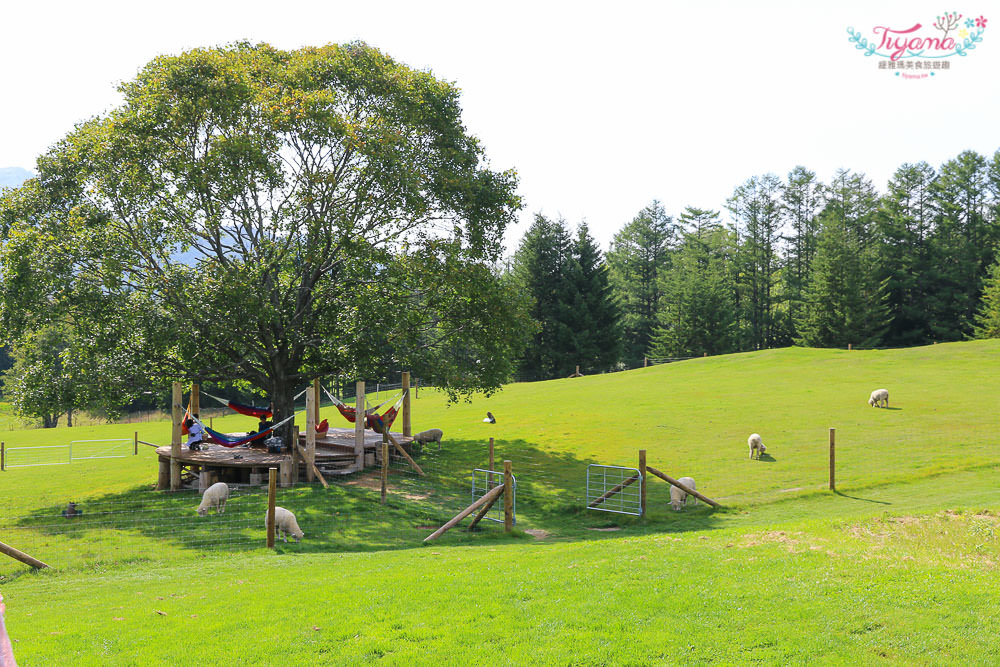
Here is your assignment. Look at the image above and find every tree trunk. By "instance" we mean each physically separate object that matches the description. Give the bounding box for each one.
[270,373,296,447]
[43,414,58,428]
[67,408,73,427]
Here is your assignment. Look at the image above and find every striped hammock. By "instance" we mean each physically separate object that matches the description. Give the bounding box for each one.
[323,386,406,432]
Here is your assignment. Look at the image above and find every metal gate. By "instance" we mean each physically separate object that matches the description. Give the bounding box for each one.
[586,464,643,516]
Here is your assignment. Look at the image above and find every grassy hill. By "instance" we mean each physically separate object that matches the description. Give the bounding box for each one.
[1,342,999,664]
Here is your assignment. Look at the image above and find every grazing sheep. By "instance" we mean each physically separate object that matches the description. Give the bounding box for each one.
[670,477,697,511]
[748,433,766,460]
[196,482,229,516]
[413,428,443,450]
[267,506,304,543]
[868,388,889,408]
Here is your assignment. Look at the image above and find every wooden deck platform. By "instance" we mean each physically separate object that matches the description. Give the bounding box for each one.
[156,427,415,488]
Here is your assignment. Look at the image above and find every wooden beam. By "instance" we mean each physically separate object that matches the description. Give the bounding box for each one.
[354,381,365,470]
[312,378,321,425]
[424,484,505,542]
[380,431,388,504]
[829,427,836,491]
[170,382,183,491]
[306,382,317,482]
[191,382,200,419]
[468,486,504,531]
[587,474,639,507]
[645,465,721,508]
[293,448,329,489]
[266,468,276,548]
[137,440,160,448]
[1,441,5,471]
[386,432,425,476]
[639,449,647,517]
[0,539,50,569]
[401,371,411,437]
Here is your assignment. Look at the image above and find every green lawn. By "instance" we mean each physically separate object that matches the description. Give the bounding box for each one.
[2,341,999,664]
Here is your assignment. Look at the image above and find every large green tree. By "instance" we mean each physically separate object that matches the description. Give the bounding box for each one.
[0,42,524,424]
[607,201,675,366]
[510,214,575,380]
[972,251,1000,339]
[565,223,621,373]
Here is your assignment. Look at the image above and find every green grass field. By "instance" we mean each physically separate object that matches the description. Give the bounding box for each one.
[2,342,999,664]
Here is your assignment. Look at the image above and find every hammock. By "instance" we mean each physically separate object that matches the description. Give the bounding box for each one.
[201,391,273,419]
[197,413,296,448]
[323,386,405,432]
[316,418,329,434]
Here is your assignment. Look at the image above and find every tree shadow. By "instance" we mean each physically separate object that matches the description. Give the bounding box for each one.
[13,436,730,558]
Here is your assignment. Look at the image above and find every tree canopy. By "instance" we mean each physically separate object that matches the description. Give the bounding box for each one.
[0,42,525,421]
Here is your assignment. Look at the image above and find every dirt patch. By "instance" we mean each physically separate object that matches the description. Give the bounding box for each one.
[587,526,621,532]
[525,529,550,540]
[779,487,803,493]
[341,474,431,500]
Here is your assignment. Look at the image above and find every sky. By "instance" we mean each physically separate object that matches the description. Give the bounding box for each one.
[1,0,998,252]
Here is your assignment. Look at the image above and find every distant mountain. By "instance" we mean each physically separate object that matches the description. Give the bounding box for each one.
[0,167,34,190]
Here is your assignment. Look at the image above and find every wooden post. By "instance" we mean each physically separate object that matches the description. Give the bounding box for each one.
[829,427,836,491]
[312,378,321,425]
[468,486,505,531]
[848,343,853,351]
[210,417,214,430]
[644,356,648,368]
[1,441,5,471]
[267,467,277,548]
[504,460,513,533]
[0,540,50,569]
[355,381,365,470]
[401,371,411,437]
[645,466,721,507]
[386,432,425,476]
[157,457,170,490]
[415,378,419,399]
[380,431,389,504]
[639,449,647,517]
[306,381,317,482]
[170,381,183,491]
[191,382,200,419]
[279,458,294,487]
[134,431,138,456]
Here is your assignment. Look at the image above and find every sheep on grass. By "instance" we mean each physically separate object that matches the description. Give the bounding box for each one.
[267,506,304,543]
[869,388,889,408]
[748,433,766,460]
[196,482,229,516]
[670,477,697,511]
[413,428,443,450]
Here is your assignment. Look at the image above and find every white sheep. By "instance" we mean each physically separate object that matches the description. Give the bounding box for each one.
[670,476,697,511]
[196,482,229,516]
[748,433,766,460]
[413,428,443,450]
[868,388,889,408]
[267,506,304,543]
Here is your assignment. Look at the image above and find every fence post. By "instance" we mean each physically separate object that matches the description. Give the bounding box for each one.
[643,356,648,368]
[306,381,317,482]
[504,460,513,533]
[267,467,277,548]
[170,381,183,491]
[134,431,138,456]
[829,427,836,491]
[1,442,4,471]
[380,431,389,504]
[402,371,411,437]
[639,449,647,516]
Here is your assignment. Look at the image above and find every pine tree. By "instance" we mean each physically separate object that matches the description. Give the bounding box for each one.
[728,174,783,349]
[796,214,889,348]
[511,214,576,380]
[650,224,737,357]
[972,251,1000,339]
[565,223,622,373]
[781,166,823,340]
[876,162,936,346]
[607,201,675,366]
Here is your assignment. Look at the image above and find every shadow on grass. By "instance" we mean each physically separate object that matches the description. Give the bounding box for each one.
[14,437,725,556]
[834,490,892,505]
[755,453,777,463]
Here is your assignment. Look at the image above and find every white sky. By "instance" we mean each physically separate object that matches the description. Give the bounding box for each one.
[1,0,997,252]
